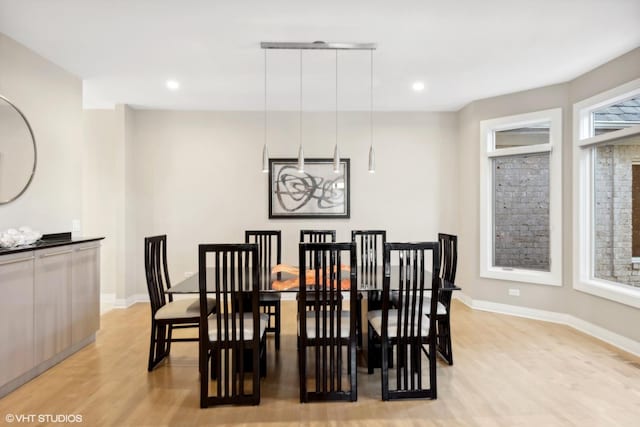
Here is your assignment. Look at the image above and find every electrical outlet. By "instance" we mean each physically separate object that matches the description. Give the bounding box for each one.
[184,272,193,278]
[508,288,520,297]
[71,219,81,238]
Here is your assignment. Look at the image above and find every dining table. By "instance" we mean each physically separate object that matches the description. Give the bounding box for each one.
[168,264,460,368]
[167,265,460,299]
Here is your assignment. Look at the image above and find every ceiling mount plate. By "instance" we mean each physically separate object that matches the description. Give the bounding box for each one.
[260,41,376,50]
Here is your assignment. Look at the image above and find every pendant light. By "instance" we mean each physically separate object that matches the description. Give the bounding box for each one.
[297,49,305,173]
[260,42,377,173]
[368,49,376,174]
[262,49,269,173]
[333,50,340,173]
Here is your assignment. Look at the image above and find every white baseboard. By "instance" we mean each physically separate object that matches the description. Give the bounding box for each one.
[101,292,245,311]
[101,293,149,311]
[453,292,640,357]
[116,293,149,308]
[452,290,473,308]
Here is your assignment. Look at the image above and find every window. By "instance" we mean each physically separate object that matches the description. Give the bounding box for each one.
[493,152,550,271]
[573,78,640,308]
[593,96,640,136]
[480,108,562,286]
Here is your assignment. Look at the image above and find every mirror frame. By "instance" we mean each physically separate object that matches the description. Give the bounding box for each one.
[0,94,37,205]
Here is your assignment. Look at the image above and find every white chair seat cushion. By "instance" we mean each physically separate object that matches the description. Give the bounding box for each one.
[207,313,268,341]
[368,309,430,338]
[299,311,351,339]
[155,298,216,320]
[388,292,447,316]
[422,298,447,315]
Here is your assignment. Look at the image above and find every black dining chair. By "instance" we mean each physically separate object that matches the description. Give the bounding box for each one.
[367,242,440,400]
[299,230,338,311]
[300,230,336,244]
[431,233,458,365]
[198,243,268,407]
[144,235,216,371]
[351,230,386,347]
[298,242,358,402]
[245,230,282,351]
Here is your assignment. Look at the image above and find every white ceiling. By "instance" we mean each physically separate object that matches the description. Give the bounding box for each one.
[0,0,639,111]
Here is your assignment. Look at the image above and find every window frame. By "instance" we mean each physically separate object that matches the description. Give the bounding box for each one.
[573,78,640,308]
[480,108,563,286]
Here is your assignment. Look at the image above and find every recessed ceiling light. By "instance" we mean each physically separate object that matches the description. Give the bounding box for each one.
[412,81,425,92]
[166,80,180,90]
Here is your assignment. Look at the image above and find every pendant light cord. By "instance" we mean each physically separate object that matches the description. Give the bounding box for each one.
[370,49,373,150]
[299,49,303,149]
[336,49,338,148]
[264,49,267,147]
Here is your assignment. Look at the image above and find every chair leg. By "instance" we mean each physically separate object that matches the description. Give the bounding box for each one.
[350,339,357,402]
[148,321,172,371]
[356,295,363,348]
[381,339,390,401]
[260,335,267,378]
[299,341,307,403]
[201,345,211,408]
[155,323,167,363]
[367,323,375,374]
[154,323,163,365]
[445,329,453,365]
[166,324,173,355]
[275,300,281,351]
[429,337,437,399]
[436,316,453,365]
[148,321,158,371]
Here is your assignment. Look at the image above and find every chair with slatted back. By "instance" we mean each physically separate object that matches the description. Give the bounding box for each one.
[432,233,457,365]
[352,230,387,362]
[245,230,282,351]
[198,243,268,407]
[144,235,216,371]
[298,242,358,402]
[300,230,336,244]
[298,230,338,309]
[367,242,440,400]
[351,230,386,347]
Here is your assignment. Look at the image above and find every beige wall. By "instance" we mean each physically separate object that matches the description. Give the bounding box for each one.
[128,110,459,294]
[0,33,83,232]
[457,47,640,343]
[124,104,146,302]
[83,105,139,302]
[82,107,125,298]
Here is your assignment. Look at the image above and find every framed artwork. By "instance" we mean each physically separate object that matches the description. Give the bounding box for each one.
[269,158,350,219]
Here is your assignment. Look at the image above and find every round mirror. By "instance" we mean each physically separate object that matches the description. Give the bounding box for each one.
[0,95,37,204]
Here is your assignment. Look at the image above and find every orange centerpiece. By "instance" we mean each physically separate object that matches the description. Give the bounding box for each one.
[271,264,351,291]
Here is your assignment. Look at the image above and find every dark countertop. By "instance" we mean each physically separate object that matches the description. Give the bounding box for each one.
[0,236,104,256]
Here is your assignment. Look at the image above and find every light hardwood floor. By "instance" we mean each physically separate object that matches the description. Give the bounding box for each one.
[0,300,638,426]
